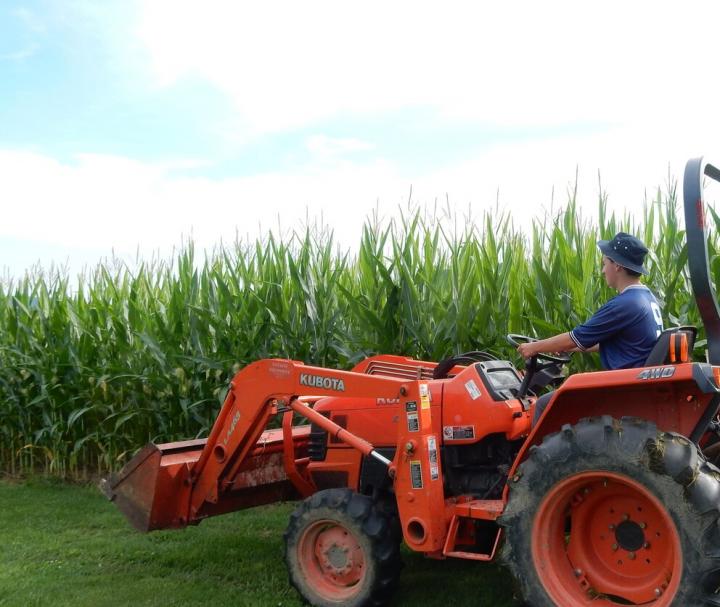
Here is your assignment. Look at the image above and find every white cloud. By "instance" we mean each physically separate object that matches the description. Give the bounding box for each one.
[5,0,720,276]
[134,1,720,135]
[0,149,381,253]
[3,122,714,278]
[306,135,374,159]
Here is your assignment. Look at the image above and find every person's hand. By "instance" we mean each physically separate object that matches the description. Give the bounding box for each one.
[517,342,538,359]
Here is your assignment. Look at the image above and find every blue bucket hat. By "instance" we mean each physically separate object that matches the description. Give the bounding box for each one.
[598,232,649,275]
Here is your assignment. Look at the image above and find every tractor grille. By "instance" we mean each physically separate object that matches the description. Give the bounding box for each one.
[365,361,435,380]
[309,423,329,461]
[309,414,349,461]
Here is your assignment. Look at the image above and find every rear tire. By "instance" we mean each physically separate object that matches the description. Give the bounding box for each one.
[284,488,402,607]
[500,416,720,606]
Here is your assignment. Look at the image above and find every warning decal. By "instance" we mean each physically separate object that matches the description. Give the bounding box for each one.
[419,383,431,409]
[427,436,439,481]
[464,379,481,400]
[410,460,423,489]
[427,436,437,462]
[443,425,476,440]
[407,412,419,432]
[405,401,417,412]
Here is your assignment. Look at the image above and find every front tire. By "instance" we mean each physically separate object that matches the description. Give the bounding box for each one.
[500,416,720,606]
[284,488,402,607]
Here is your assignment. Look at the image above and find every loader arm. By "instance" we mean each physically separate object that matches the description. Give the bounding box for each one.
[103,358,409,531]
[187,359,406,520]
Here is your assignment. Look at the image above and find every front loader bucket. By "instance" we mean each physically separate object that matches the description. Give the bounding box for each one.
[101,427,311,532]
[100,438,204,532]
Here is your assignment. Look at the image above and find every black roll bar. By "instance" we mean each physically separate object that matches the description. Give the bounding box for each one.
[683,157,720,365]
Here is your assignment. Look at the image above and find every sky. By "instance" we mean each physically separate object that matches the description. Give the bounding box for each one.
[2,0,720,279]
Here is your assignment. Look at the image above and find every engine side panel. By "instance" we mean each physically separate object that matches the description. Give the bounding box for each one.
[441,365,531,444]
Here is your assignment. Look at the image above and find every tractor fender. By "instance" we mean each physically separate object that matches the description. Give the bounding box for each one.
[507,361,720,481]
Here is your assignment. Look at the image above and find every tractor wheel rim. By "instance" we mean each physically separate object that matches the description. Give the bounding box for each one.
[298,519,366,600]
[531,471,682,606]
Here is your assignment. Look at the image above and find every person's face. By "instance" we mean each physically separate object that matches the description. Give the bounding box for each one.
[601,255,620,289]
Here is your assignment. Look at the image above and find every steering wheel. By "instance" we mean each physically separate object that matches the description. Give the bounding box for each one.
[506,334,571,399]
[506,334,571,364]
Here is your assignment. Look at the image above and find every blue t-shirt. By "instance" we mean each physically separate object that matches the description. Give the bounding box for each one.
[570,285,663,370]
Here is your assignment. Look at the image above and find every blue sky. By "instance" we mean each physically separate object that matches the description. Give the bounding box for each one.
[2,1,720,279]
[1,3,231,164]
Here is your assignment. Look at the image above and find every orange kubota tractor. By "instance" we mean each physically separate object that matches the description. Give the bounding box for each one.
[102,158,720,606]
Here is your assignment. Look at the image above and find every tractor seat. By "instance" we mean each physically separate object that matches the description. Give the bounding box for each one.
[643,326,697,366]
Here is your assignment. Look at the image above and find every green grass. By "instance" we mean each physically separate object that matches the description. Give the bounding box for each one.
[0,479,519,607]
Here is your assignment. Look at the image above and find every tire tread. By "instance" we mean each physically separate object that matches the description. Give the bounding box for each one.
[500,416,720,606]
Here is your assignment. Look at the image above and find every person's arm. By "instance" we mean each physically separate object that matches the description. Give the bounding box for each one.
[568,343,600,353]
[517,332,576,358]
[518,299,620,359]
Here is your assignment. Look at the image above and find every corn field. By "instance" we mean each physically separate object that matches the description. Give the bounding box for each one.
[1,184,717,478]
